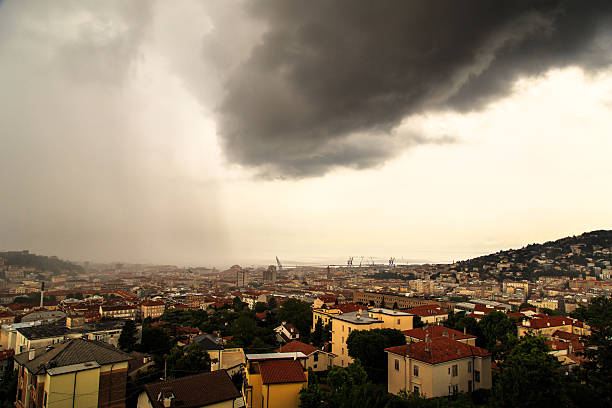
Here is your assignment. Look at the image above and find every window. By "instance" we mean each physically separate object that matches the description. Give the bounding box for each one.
[413,385,420,395]
[348,327,352,333]
[394,359,399,371]
[468,380,473,392]
[453,385,458,394]
[468,361,472,373]
[314,353,319,362]
[413,365,419,377]
[452,365,458,377]
[475,370,480,383]
[314,364,318,369]
[43,391,47,407]
[341,348,344,355]
[397,319,401,325]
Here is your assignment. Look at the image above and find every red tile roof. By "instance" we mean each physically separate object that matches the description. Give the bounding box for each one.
[403,326,476,341]
[552,330,581,341]
[405,305,447,317]
[335,303,363,313]
[386,337,490,364]
[523,315,575,329]
[259,359,307,384]
[277,340,319,355]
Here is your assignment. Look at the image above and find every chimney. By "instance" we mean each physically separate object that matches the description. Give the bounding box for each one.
[28,349,35,361]
[463,327,466,335]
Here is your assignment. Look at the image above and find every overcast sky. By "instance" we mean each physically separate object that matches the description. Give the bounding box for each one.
[1,1,611,268]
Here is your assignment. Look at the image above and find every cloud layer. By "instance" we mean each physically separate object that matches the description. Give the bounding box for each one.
[216,0,612,177]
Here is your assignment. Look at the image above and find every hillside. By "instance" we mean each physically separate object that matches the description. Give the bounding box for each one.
[0,250,83,275]
[454,230,612,281]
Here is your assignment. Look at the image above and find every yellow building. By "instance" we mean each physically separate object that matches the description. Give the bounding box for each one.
[386,337,492,398]
[331,308,414,367]
[13,338,132,408]
[244,353,308,408]
[312,308,342,331]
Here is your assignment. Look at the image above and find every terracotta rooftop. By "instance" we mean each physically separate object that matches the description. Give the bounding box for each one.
[405,305,447,317]
[522,315,576,329]
[259,359,307,384]
[552,330,581,341]
[144,370,240,408]
[335,303,363,313]
[277,340,319,355]
[386,337,490,364]
[402,325,476,342]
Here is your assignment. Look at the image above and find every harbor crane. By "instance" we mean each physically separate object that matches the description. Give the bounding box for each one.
[389,257,395,267]
[347,257,353,266]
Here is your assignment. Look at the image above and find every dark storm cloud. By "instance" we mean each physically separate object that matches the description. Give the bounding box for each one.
[218,0,612,177]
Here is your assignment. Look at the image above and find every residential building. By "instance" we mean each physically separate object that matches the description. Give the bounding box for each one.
[331,308,414,367]
[354,291,447,310]
[137,370,241,408]
[13,338,132,408]
[403,326,477,346]
[100,304,138,320]
[386,337,492,398]
[0,310,15,325]
[13,323,76,354]
[517,315,590,338]
[405,305,448,325]
[274,322,300,343]
[244,353,308,408]
[140,300,165,320]
[277,340,335,371]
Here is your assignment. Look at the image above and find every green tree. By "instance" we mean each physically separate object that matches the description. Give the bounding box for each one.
[277,298,313,342]
[299,383,324,408]
[346,328,405,383]
[254,301,267,313]
[230,311,258,347]
[140,325,171,355]
[233,296,247,311]
[166,343,211,379]
[492,335,568,408]
[311,318,325,348]
[571,297,612,407]
[477,311,517,360]
[268,297,277,309]
[118,320,138,352]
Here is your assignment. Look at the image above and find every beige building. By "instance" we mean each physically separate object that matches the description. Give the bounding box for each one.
[140,300,165,320]
[100,304,138,320]
[331,308,414,367]
[14,338,131,408]
[277,340,335,371]
[386,337,492,398]
[517,315,590,338]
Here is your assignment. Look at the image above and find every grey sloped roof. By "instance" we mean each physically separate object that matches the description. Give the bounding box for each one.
[14,338,132,374]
